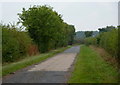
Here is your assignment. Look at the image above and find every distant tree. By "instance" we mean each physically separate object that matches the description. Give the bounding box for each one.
[85,31,93,37]
[66,25,75,45]
[98,26,116,33]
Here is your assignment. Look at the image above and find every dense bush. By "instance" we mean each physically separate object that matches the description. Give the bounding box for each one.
[85,37,97,46]
[2,24,38,62]
[84,26,118,57]
[99,29,118,57]
[18,5,75,53]
[84,31,93,37]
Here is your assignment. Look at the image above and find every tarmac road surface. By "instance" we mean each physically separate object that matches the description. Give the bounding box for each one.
[3,46,80,83]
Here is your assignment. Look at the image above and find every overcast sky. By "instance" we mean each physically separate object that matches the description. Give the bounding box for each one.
[0,1,118,31]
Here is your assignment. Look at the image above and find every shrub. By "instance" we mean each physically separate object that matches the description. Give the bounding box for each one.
[85,37,97,46]
[2,24,35,63]
[84,26,118,58]
[99,29,118,57]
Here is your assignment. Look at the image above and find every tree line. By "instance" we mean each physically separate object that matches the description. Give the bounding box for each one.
[74,31,99,44]
[84,26,119,58]
[2,5,75,63]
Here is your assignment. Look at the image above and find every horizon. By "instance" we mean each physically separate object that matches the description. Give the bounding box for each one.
[0,2,118,32]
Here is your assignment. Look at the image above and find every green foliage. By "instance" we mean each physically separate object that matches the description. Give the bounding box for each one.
[98,26,116,33]
[85,37,97,46]
[2,24,33,62]
[74,31,99,44]
[18,5,75,53]
[85,31,93,37]
[64,24,75,45]
[99,29,118,57]
[69,45,118,83]
[84,26,118,57]
[118,26,120,70]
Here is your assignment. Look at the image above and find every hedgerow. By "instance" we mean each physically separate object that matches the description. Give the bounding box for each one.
[84,26,118,57]
[2,24,38,63]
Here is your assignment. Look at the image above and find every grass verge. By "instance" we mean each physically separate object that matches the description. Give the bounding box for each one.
[68,45,118,83]
[2,46,71,77]
[90,45,118,69]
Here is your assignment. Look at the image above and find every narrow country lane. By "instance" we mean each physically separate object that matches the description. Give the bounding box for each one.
[3,46,80,83]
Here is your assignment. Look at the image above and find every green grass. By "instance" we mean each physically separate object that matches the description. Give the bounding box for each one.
[2,46,71,77]
[69,45,118,83]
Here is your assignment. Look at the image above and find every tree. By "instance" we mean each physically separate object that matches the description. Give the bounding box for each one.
[85,31,93,37]
[98,26,116,33]
[67,25,75,45]
[18,5,75,52]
